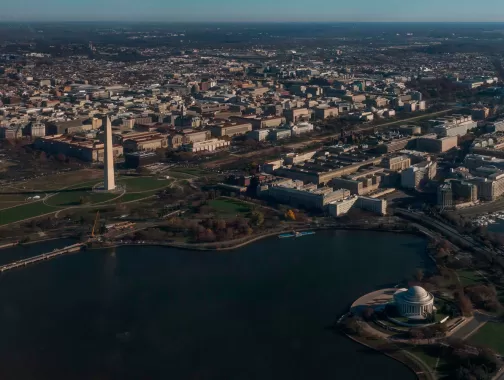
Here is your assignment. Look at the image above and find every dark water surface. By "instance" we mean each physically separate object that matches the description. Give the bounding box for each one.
[0,230,428,380]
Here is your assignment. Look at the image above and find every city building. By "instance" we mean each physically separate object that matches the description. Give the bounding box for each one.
[393,286,435,320]
[401,160,437,190]
[284,108,311,122]
[267,179,350,210]
[416,136,458,153]
[486,119,504,133]
[34,135,123,162]
[270,129,292,140]
[229,116,285,130]
[29,122,46,138]
[0,125,23,139]
[248,129,270,142]
[182,138,230,152]
[211,122,252,138]
[381,156,411,171]
[123,132,167,152]
[471,107,490,121]
[431,115,476,137]
[467,171,504,201]
[313,106,339,120]
[290,121,314,136]
[437,182,453,210]
[330,167,387,196]
[124,151,159,168]
[451,179,478,203]
[464,154,504,170]
[398,125,422,136]
[328,195,387,216]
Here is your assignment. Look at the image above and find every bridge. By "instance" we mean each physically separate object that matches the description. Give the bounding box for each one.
[0,243,84,273]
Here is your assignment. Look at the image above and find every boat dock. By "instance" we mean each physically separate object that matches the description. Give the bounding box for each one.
[0,243,84,273]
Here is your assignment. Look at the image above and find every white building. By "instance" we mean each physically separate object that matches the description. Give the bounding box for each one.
[328,196,387,216]
[183,138,230,152]
[290,121,314,136]
[248,129,270,142]
[401,160,437,190]
[393,286,435,320]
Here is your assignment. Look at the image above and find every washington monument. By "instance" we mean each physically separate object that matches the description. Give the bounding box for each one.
[103,116,116,191]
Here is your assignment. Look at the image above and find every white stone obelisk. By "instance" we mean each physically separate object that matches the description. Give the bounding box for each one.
[103,116,116,191]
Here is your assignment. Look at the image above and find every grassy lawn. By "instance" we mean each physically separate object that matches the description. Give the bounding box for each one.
[164,171,197,180]
[406,346,440,370]
[170,168,209,177]
[119,177,171,192]
[457,270,483,287]
[46,189,117,207]
[119,191,158,203]
[209,198,250,217]
[469,322,504,355]
[11,169,103,191]
[0,201,55,225]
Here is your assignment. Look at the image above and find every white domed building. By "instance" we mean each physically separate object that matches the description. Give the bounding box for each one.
[393,286,435,320]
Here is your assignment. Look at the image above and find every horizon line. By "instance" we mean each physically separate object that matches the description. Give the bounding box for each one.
[1,20,504,24]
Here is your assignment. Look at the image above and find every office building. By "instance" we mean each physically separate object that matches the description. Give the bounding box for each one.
[211,122,252,138]
[401,160,437,190]
[437,182,453,209]
[267,179,350,210]
[182,138,230,152]
[328,195,387,216]
[416,136,458,153]
[381,156,411,171]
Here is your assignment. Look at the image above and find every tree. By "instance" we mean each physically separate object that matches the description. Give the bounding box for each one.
[136,167,150,175]
[285,209,296,221]
[56,153,66,162]
[250,210,264,226]
[456,292,474,317]
[362,307,375,321]
[414,268,424,282]
[343,317,362,335]
[409,328,424,342]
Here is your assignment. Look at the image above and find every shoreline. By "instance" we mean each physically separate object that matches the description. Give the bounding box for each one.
[342,328,433,380]
[90,223,427,252]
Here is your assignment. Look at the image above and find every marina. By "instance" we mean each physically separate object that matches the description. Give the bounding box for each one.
[472,211,504,227]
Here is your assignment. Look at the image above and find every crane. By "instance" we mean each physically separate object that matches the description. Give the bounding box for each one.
[91,211,100,237]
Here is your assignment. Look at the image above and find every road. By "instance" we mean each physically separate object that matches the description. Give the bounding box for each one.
[456,198,504,216]
[205,108,455,168]
[395,209,494,257]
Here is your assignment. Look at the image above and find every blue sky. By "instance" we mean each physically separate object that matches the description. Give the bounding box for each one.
[2,0,504,22]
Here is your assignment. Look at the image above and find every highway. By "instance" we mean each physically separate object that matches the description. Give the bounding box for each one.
[395,209,494,257]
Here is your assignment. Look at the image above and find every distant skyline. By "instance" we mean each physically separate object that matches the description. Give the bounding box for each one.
[2,0,504,22]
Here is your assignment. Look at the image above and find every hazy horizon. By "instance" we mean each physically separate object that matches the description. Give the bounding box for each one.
[2,0,504,23]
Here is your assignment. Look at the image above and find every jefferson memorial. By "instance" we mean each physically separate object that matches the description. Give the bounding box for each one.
[393,286,435,320]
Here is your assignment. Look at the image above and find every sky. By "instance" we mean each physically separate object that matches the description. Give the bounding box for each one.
[2,0,504,22]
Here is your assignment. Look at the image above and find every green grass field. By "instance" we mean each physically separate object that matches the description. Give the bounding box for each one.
[457,270,483,287]
[164,171,197,180]
[208,198,250,217]
[119,191,158,203]
[469,322,504,355]
[46,190,118,207]
[170,168,209,177]
[0,201,55,225]
[120,177,171,192]
[0,175,173,225]
[406,346,440,370]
